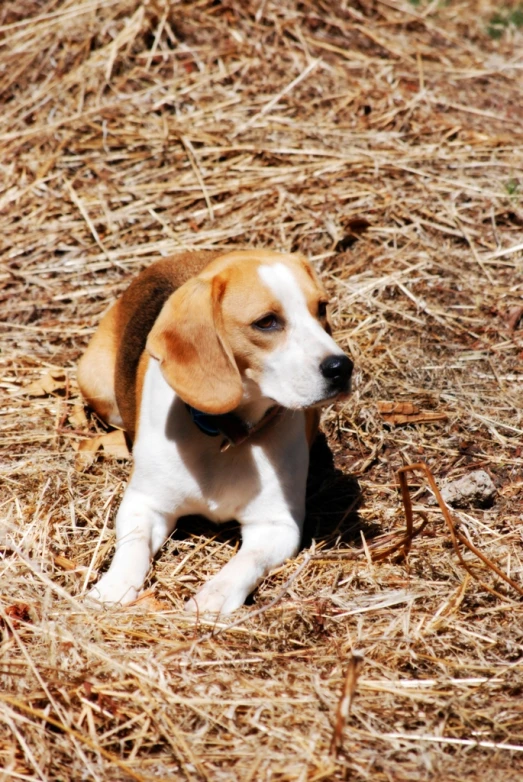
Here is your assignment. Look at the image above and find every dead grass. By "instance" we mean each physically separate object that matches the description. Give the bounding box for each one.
[1,0,523,779]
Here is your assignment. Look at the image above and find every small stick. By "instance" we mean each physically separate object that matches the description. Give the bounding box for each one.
[398,467,414,558]
[397,463,523,598]
[180,135,214,222]
[311,516,428,563]
[236,58,321,133]
[330,653,364,755]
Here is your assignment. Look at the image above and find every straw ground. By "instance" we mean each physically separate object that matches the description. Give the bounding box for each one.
[1,1,523,779]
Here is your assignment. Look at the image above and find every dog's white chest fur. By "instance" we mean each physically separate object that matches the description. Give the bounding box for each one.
[132,360,308,524]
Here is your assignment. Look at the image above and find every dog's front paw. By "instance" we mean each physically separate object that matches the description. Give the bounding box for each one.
[85,573,139,607]
[184,580,246,616]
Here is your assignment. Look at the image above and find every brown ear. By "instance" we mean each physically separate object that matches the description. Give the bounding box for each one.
[146,277,243,414]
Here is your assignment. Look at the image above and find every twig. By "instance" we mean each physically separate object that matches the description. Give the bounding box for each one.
[180,135,214,222]
[330,653,364,754]
[382,732,523,753]
[397,463,523,599]
[65,181,125,271]
[235,59,321,134]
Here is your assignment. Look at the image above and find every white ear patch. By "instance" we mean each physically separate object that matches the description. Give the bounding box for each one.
[256,263,345,408]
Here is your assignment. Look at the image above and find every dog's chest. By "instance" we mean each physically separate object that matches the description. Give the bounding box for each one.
[184,447,265,521]
[132,361,307,522]
[134,426,286,523]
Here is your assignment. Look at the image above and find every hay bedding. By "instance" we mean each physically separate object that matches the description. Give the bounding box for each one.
[1,0,523,778]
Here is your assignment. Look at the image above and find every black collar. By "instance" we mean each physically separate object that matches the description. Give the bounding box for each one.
[187,404,283,452]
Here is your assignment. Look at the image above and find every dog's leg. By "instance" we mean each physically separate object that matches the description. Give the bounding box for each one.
[87,488,176,605]
[185,518,302,615]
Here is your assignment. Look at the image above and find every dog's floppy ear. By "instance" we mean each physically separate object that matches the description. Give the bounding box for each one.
[146,276,243,414]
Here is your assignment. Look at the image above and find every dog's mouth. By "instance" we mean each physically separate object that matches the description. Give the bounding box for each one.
[323,370,352,400]
[305,378,352,409]
[334,386,352,402]
[243,361,353,412]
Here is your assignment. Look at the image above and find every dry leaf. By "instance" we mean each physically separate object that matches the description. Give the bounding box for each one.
[74,430,130,471]
[131,590,171,611]
[2,603,32,630]
[378,401,447,425]
[53,554,88,572]
[99,429,130,458]
[26,369,66,397]
[69,402,88,429]
[506,305,523,331]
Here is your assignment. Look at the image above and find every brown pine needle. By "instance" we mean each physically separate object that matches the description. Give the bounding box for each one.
[330,653,364,755]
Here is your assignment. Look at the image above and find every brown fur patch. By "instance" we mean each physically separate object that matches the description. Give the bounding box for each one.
[146,275,243,415]
[114,251,222,440]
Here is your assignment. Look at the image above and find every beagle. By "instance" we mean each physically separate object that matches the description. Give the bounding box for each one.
[78,249,352,614]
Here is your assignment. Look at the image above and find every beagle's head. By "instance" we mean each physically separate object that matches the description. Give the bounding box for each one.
[147,250,353,415]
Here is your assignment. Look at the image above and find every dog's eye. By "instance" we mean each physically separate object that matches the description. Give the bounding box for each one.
[253,314,279,331]
[317,301,328,318]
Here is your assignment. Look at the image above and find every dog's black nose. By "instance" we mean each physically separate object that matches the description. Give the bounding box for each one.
[320,354,353,390]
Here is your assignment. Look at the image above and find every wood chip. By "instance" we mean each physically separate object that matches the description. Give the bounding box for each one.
[74,430,130,470]
[377,401,447,425]
[68,402,88,429]
[25,370,66,397]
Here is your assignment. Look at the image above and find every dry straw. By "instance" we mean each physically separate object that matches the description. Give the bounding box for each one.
[1,0,523,780]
